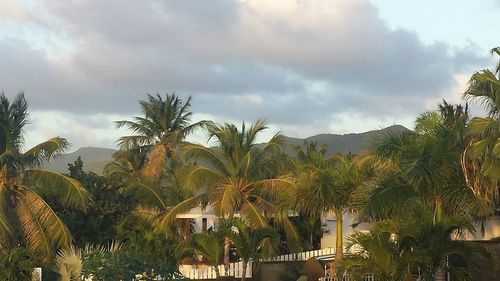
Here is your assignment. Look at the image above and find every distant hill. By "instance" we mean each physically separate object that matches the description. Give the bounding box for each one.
[42,125,410,174]
[42,147,117,174]
[281,125,410,157]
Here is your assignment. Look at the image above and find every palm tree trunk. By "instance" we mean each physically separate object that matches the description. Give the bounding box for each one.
[433,196,443,225]
[334,210,343,268]
[241,259,247,281]
[224,237,230,275]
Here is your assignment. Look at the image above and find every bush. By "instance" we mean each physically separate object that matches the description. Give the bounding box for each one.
[0,247,37,281]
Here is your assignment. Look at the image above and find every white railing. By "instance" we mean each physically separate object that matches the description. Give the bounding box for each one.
[263,247,335,262]
[181,248,336,279]
[179,261,252,279]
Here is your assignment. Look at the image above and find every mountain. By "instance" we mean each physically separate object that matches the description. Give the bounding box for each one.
[281,125,410,156]
[42,125,410,174]
[42,147,117,174]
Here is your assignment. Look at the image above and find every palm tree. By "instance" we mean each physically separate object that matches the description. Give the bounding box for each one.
[149,120,297,271]
[463,47,500,203]
[0,93,91,262]
[115,93,207,178]
[292,142,362,268]
[345,206,493,281]
[185,231,225,278]
[225,218,278,281]
[367,101,483,224]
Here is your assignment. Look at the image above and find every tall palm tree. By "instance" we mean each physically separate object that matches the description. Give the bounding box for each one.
[367,101,483,224]
[0,93,91,262]
[147,120,297,271]
[115,93,207,178]
[463,47,500,203]
[293,142,362,268]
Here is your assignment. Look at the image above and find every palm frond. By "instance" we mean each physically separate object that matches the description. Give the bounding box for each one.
[56,245,83,281]
[116,135,154,151]
[155,195,202,231]
[142,143,168,178]
[16,190,72,261]
[22,137,69,167]
[23,169,92,211]
[125,180,167,209]
[252,177,295,201]
[179,165,225,192]
[0,183,11,243]
[212,183,243,218]
[240,201,268,228]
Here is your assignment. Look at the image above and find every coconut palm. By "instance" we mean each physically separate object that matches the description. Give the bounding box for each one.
[292,141,362,268]
[463,47,500,202]
[115,93,207,178]
[366,101,484,224]
[147,120,297,271]
[0,93,91,262]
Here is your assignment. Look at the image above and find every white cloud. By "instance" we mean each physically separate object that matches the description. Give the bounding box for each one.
[0,0,494,148]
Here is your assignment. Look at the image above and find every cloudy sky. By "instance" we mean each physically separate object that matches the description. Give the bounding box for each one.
[0,0,498,150]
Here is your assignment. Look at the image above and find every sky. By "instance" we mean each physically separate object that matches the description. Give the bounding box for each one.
[0,0,498,151]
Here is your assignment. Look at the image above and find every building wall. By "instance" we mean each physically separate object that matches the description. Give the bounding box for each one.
[461,216,500,240]
[320,211,370,250]
[320,213,500,249]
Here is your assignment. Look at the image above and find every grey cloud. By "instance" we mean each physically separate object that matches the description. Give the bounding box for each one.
[0,0,490,139]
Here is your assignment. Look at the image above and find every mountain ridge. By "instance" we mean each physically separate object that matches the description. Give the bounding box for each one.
[42,125,411,174]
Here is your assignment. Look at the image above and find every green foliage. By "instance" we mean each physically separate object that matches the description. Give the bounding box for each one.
[116,219,187,280]
[463,47,500,202]
[115,93,208,178]
[291,215,324,250]
[185,230,225,277]
[81,241,185,281]
[0,247,36,281]
[50,156,135,247]
[343,209,493,281]
[0,93,91,262]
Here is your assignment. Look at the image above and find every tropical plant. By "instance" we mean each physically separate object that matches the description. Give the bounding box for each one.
[463,47,500,204]
[0,93,91,262]
[225,218,279,281]
[344,206,493,281]
[365,101,486,224]
[0,247,37,281]
[115,93,207,178]
[145,120,297,270]
[80,240,185,281]
[49,157,135,247]
[185,230,225,278]
[292,141,362,267]
[55,245,83,281]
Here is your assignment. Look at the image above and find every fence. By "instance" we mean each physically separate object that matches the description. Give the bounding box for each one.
[181,248,336,279]
[263,247,335,262]
[179,261,252,279]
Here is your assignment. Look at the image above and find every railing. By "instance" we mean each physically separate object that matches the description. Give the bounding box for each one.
[263,247,335,262]
[179,261,252,279]
[181,248,336,279]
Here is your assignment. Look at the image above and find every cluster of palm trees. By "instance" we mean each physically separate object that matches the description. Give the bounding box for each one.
[0,48,498,281]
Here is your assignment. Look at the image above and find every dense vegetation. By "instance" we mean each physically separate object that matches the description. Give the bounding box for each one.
[0,47,498,281]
